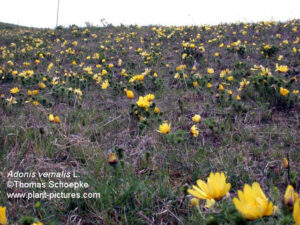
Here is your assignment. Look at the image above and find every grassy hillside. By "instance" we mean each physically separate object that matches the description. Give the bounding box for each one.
[0,20,299,224]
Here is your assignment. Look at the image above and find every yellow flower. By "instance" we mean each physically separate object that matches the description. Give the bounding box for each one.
[283,157,289,169]
[207,68,214,74]
[101,69,108,76]
[199,46,205,52]
[293,90,299,94]
[10,87,20,94]
[227,76,234,81]
[218,84,224,91]
[39,82,46,89]
[227,90,233,95]
[101,80,109,89]
[0,206,6,225]
[47,62,54,72]
[233,182,274,220]
[293,47,297,53]
[192,114,201,123]
[154,106,160,114]
[280,87,289,96]
[193,81,199,87]
[136,96,150,108]
[239,79,250,91]
[108,153,117,165]
[54,116,60,124]
[121,69,127,76]
[294,199,300,225]
[129,74,144,83]
[32,222,43,225]
[291,76,297,82]
[6,96,17,104]
[118,59,122,66]
[207,82,212,88]
[190,125,199,137]
[188,172,231,201]
[276,64,289,73]
[283,185,299,209]
[126,90,134,99]
[138,115,145,121]
[74,89,83,98]
[174,73,180,79]
[176,64,186,71]
[49,114,55,122]
[33,90,39,95]
[236,95,241,101]
[205,199,216,208]
[190,198,200,207]
[158,122,171,134]
[33,101,39,106]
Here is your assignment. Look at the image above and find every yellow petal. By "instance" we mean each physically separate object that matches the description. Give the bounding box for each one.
[293,199,300,225]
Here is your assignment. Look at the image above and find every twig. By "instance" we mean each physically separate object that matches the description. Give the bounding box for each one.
[167,209,184,225]
[137,211,154,225]
[99,115,122,129]
[287,152,290,185]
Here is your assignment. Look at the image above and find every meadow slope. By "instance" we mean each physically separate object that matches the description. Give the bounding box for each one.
[0,20,300,224]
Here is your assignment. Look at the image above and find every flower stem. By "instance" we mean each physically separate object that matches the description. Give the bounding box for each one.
[196,206,204,219]
[259,217,267,225]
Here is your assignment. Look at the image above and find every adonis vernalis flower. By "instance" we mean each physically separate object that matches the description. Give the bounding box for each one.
[126,90,134,99]
[283,157,289,169]
[207,68,214,74]
[188,172,231,201]
[190,125,199,137]
[49,114,55,122]
[101,80,109,89]
[280,87,289,96]
[154,106,160,114]
[6,96,17,104]
[283,185,298,209]
[39,82,46,89]
[192,114,201,123]
[158,122,171,134]
[54,116,60,124]
[108,153,117,165]
[294,199,300,225]
[233,182,274,220]
[10,87,20,94]
[276,64,289,73]
[0,206,7,225]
